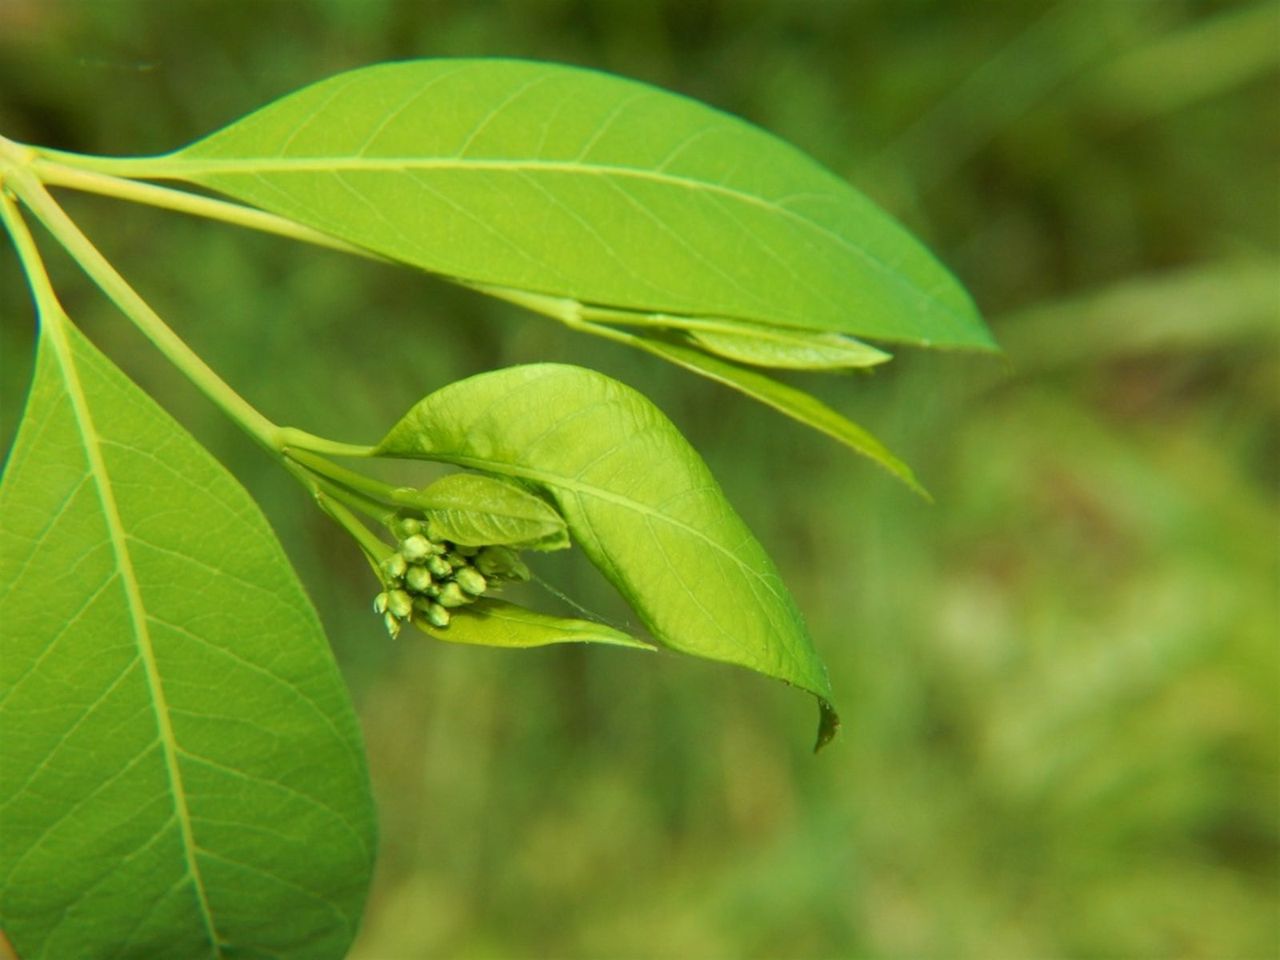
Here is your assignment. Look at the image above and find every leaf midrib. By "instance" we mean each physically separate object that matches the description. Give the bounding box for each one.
[408,451,789,608]
[44,317,222,957]
[162,154,958,323]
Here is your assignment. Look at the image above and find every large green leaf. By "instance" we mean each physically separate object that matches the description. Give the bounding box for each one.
[0,316,375,959]
[157,58,992,350]
[376,363,838,747]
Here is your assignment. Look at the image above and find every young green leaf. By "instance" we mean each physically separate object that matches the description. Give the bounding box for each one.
[683,324,891,370]
[0,317,375,960]
[413,599,653,650]
[153,58,993,350]
[404,471,569,549]
[599,326,927,497]
[376,363,838,747]
[552,300,893,369]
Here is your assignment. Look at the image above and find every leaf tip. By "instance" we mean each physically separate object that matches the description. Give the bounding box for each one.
[813,698,840,753]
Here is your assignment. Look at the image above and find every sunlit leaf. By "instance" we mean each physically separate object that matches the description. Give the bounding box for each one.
[376,363,838,747]
[161,59,993,350]
[0,317,375,960]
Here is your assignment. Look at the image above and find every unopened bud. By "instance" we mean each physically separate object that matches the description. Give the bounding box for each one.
[454,567,487,596]
[392,516,422,539]
[405,566,433,593]
[435,581,470,608]
[426,555,452,578]
[373,592,390,614]
[400,534,433,562]
[387,589,413,619]
[423,601,450,628]
[382,553,407,581]
[383,612,402,639]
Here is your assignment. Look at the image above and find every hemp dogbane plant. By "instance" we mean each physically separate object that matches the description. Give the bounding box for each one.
[0,60,994,958]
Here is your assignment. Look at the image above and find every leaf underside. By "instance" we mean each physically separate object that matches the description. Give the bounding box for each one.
[0,319,375,959]
[170,58,994,351]
[414,599,652,650]
[377,363,838,747]
[408,471,569,548]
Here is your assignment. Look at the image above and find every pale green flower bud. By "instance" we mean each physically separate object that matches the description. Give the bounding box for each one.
[400,534,433,562]
[435,581,470,608]
[426,555,452,578]
[373,592,390,614]
[454,567,487,597]
[382,553,408,581]
[392,515,422,539]
[387,589,413,619]
[405,565,434,594]
[383,612,401,639]
[422,601,450,628]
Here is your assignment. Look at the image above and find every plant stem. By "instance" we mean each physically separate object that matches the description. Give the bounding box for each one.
[283,447,405,514]
[3,162,284,453]
[275,428,378,459]
[25,144,192,181]
[30,156,378,261]
[312,489,394,571]
[0,179,63,322]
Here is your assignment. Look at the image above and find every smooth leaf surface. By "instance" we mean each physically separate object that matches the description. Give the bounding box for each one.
[0,318,375,959]
[683,324,890,370]
[471,282,924,492]
[613,328,927,496]
[166,58,994,350]
[414,599,652,650]
[376,363,838,745]
[408,472,568,549]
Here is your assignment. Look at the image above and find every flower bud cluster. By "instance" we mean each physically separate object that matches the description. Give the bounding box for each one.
[373,515,530,638]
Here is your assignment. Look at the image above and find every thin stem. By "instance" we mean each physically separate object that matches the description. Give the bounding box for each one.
[3,162,283,453]
[1,137,438,574]
[280,455,391,571]
[0,184,63,321]
[31,157,378,261]
[284,447,404,514]
[276,428,378,459]
[26,145,196,181]
[312,489,394,569]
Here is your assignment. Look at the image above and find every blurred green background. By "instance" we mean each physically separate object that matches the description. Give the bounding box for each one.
[2,1,1277,957]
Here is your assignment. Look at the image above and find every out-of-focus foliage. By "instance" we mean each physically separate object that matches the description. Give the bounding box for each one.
[1,1,1275,957]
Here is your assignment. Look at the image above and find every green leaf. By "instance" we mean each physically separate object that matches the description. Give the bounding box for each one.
[611,327,927,497]
[467,283,925,493]
[682,324,891,370]
[165,58,993,350]
[376,363,838,747]
[404,471,569,549]
[413,598,652,650]
[0,317,375,960]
